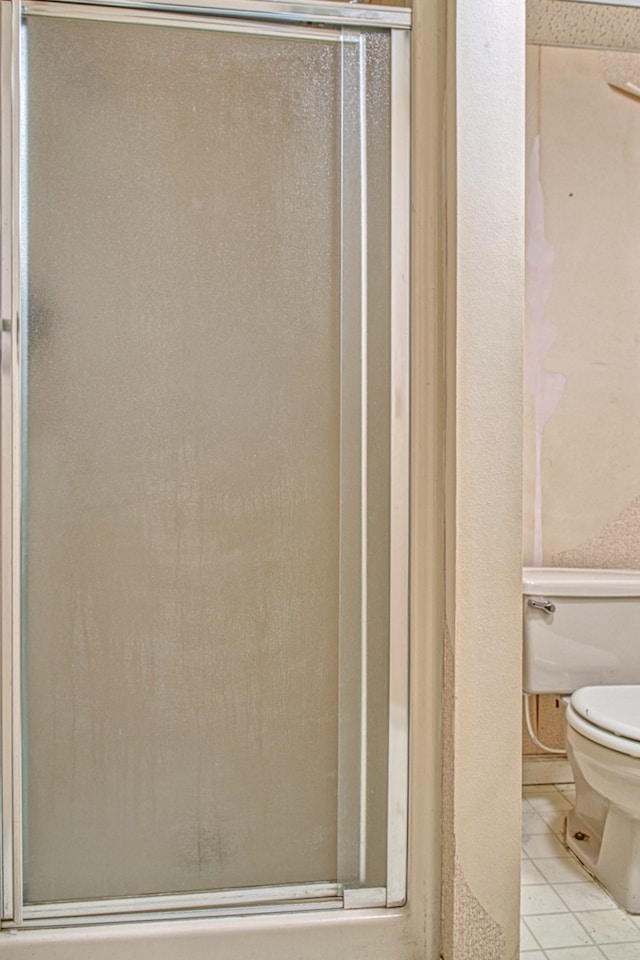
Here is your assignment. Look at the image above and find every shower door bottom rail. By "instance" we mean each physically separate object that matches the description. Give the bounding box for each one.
[1,881,393,928]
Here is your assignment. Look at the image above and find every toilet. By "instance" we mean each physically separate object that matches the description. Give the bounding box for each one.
[523,567,640,913]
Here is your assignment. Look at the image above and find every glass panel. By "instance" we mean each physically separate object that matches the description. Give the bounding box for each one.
[20,11,393,907]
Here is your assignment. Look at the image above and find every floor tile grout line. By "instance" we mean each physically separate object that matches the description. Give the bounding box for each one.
[521,785,640,958]
[526,909,601,950]
[521,914,545,951]
[572,908,612,949]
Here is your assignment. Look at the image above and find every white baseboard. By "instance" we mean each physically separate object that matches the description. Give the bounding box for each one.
[522,755,574,786]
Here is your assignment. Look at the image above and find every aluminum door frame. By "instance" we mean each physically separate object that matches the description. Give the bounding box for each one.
[0,0,410,927]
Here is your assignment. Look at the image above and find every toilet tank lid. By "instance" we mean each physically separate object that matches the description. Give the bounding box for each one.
[523,567,640,597]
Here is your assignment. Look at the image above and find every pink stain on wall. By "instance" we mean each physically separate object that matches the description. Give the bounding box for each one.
[526,136,566,565]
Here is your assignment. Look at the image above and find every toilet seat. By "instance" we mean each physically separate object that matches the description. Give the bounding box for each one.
[572,686,640,741]
[567,685,640,759]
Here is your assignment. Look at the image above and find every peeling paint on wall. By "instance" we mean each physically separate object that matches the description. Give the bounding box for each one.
[524,46,640,570]
[451,858,510,960]
[552,494,640,569]
[525,136,567,566]
[523,45,640,763]
[442,620,517,958]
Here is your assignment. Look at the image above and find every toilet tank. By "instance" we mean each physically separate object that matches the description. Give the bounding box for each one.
[523,567,640,695]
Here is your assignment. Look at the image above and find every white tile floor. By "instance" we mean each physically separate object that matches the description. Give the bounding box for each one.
[521,784,640,959]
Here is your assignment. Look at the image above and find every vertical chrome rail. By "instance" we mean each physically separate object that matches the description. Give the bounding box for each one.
[0,0,14,922]
[10,0,23,925]
[386,26,410,909]
[356,31,369,887]
[336,28,364,890]
[0,0,22,923]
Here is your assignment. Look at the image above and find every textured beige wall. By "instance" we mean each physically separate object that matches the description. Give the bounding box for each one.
[522,693,566,755]
[524,42,640,757]
[441,0,524,958]
[525,44,640,568]
[528,0,640,50]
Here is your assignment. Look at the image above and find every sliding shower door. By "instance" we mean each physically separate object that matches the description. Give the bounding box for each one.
[0,0,409,926]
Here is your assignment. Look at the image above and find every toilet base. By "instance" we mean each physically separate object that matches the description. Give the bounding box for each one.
[567,805,640,913]
[567,729,640,914]
[567,807,640,914]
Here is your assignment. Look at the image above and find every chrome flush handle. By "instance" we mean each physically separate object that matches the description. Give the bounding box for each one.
[528,597,556,615]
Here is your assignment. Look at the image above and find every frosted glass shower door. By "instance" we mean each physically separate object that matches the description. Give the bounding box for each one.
[0,0,410,925]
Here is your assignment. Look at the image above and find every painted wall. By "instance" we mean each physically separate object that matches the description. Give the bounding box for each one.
[525,43,640,569]
[0,0,527,955]
[441,0,524,957]
[524,43,640,755]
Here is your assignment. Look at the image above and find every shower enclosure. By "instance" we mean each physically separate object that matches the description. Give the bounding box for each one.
[0,0,410,927]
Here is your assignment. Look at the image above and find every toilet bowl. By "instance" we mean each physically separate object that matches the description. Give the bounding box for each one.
[565,686,640,912]
[523,569,640,912]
